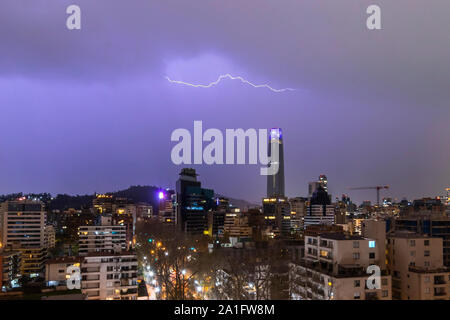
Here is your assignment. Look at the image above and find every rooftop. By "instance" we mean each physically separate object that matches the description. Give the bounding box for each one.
[319,233,366,241]
[409,266,449,274]
[46,256,83,265]
[387,231,430,239]
[84,250,137,258]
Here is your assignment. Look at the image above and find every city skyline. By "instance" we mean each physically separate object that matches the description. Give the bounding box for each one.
[1,0,449,205]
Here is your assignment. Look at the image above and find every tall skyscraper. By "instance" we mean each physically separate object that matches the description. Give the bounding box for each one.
[267,128,285,198]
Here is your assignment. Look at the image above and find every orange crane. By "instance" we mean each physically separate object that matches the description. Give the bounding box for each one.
[348,186,389,206]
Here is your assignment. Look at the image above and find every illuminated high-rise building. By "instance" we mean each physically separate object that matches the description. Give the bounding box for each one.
[304,186,335,229]
[0,199,47,277]
[267,128,285,198]
[176,168,215,235]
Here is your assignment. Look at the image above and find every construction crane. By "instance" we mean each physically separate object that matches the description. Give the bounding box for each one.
[348,186,389,206]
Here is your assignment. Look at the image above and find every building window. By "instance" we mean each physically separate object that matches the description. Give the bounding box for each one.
[425,276,430,283]
[424,261,430,267]
[354,280,360,287]
[424,250,430,257]
[410,240,416,247]
[410,251,415,257]
[382,290,389,297]
[424,240,430,246]
[425,288,430,294]
[353,241,360,248]
[369,252,375,259]
[354,292,360,299]
[352,252,360,260]
[382,278,388,286]
[369,241,376,248]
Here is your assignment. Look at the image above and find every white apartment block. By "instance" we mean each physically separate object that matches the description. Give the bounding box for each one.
[387,232,450,300]
[78,217,127,256]
[290,263,391,300]
[45,256,82,287]
[81,252,138,300]
[290,233,391,300]
[304,233,379,272]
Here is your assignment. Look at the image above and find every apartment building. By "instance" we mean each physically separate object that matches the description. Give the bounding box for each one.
[0,250,21,289]
[223,212,252,240]
[44,225,56,249]
[387,232,450,300]
[290,233,391,300]
[45,256,82,287]
[389,214,450,267]
[81,252,138,300]
[78,216,127,256]
[361,219,387,271]
[0,200,47,276]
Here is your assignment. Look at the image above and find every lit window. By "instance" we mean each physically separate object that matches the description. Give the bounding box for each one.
[369,241,376,248]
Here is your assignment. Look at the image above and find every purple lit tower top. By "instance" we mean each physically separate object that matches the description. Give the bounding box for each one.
[267,128,285,198]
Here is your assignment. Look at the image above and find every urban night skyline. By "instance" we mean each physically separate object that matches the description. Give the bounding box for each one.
[1,0,450,306]
[0,0,449,205]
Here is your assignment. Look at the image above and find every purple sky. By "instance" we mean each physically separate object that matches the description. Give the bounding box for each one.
[1,0,449,204]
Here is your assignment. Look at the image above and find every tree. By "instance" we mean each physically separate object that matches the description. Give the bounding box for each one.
[136,219,211,300]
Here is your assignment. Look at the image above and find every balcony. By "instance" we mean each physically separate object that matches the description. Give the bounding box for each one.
[434,288,446,297]
[82,276,100,282]
[365,292,379,300]
[434,276,446,285]
[82,284,100,290]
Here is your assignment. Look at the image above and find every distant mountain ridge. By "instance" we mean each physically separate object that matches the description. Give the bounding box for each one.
[0,186,257,212]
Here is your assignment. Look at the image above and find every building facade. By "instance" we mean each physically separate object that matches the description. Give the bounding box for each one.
[0,200,47,276]
[81,252,138,300]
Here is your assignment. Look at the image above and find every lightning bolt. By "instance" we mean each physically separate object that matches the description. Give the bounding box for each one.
[165,74,295,93]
